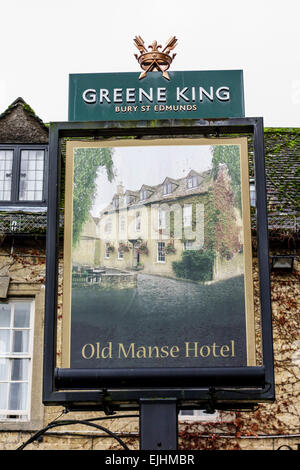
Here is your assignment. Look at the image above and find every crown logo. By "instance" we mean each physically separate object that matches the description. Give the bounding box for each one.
[134,36,178,80]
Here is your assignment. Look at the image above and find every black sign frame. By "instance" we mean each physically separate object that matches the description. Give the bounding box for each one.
[43,117,274,412]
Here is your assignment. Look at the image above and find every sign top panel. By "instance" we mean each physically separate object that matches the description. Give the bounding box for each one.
[68,70,245,122]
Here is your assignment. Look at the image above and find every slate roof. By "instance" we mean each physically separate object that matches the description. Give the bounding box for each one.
[259,129,300,235]
[102,169,212,215]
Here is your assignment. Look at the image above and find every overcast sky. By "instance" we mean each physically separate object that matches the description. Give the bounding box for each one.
[1,0,299,127]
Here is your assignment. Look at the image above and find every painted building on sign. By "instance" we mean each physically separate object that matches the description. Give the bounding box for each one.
[72,163,244,284]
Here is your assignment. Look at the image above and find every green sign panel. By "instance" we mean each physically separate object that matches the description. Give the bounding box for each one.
[68,70,245,122]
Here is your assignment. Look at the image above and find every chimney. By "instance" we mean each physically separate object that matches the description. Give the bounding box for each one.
[117,182,124,195]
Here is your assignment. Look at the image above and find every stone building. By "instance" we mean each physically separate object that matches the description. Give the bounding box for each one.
[0,99,299,450]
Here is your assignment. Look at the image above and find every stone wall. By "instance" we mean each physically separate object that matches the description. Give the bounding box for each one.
[100,272,137,289]
[0,240,299,451]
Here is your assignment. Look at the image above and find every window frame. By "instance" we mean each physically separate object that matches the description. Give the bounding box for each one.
[0,299,34,421]
[135,211,141,232]
[183,204,193,227]
[186,175,198,189]
[157,241,166,263]
[0,283,44,432]
[158,208,166,229]
[0,144,48,207]
[163,182,173,195]
[179,409,235,423]
[105,242,110,259]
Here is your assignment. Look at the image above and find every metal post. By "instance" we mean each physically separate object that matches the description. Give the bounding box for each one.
[139,398,178,450]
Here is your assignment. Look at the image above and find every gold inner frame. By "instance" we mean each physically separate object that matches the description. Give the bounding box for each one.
[62,137,255,368]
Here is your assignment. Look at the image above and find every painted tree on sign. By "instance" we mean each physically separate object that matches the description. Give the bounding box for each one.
[72,147,114,246]
[211,145,242,211]
[212,164,242,259]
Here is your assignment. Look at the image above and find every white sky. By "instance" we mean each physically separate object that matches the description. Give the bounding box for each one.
[0,0,300,127]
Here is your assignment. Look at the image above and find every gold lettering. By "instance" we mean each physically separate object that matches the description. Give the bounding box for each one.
[148,346,160,358]
[160,345,169,357]
[102,342,112,358]
[170,345,180,357]
[185,342,198,357]
[220,345,230,357]
[118,342,135,358]
[81,343,95,360]
[199,345,210,357]
[136,346,147,358]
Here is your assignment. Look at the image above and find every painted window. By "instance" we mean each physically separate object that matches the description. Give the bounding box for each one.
[104,218,112,233]
[140,190,148,201]
[105,242,110,258]
[187,175,198,189]
[163,183,172,195]
[0,300,34,422]
[157,242,165,262]
[112,197,119,209]
[184,240,194,250]
[119,215,126,233]
[158,208,166,229]
[183,205,192,227]
[135,211,141,231]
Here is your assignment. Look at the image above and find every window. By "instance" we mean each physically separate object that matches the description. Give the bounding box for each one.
[105,242,110,259]
[157,242,165,262]
[119,215,126,233]
[140,190,148,201]
[0,300,34,422]
[104,218,112,234]
[187,175,198,189]
[183,205,192,227]
[0,146,47,205]
[249,178,256,207]
[184,240,194,250]
[158,208,166,229]
[118,249,124,260]
[0,150,13,200]
[163,183,172,195]
[113,197,119,209]
[126,195,133,205]
[135,211,141,231]
[179,409,235,423]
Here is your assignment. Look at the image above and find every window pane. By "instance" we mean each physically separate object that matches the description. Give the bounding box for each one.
[19,150,44,201]
[12,330,29,354]
[0,383,8,409]
[0,359,9,380]
[11,359,29,381]
[9,383,28,411]
[0,330,10,354]
[14,303,31,328]
[0,304,11,327]
[0,150,13,201]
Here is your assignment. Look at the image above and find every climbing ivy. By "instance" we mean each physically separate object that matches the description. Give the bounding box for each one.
[72,147,114,246]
